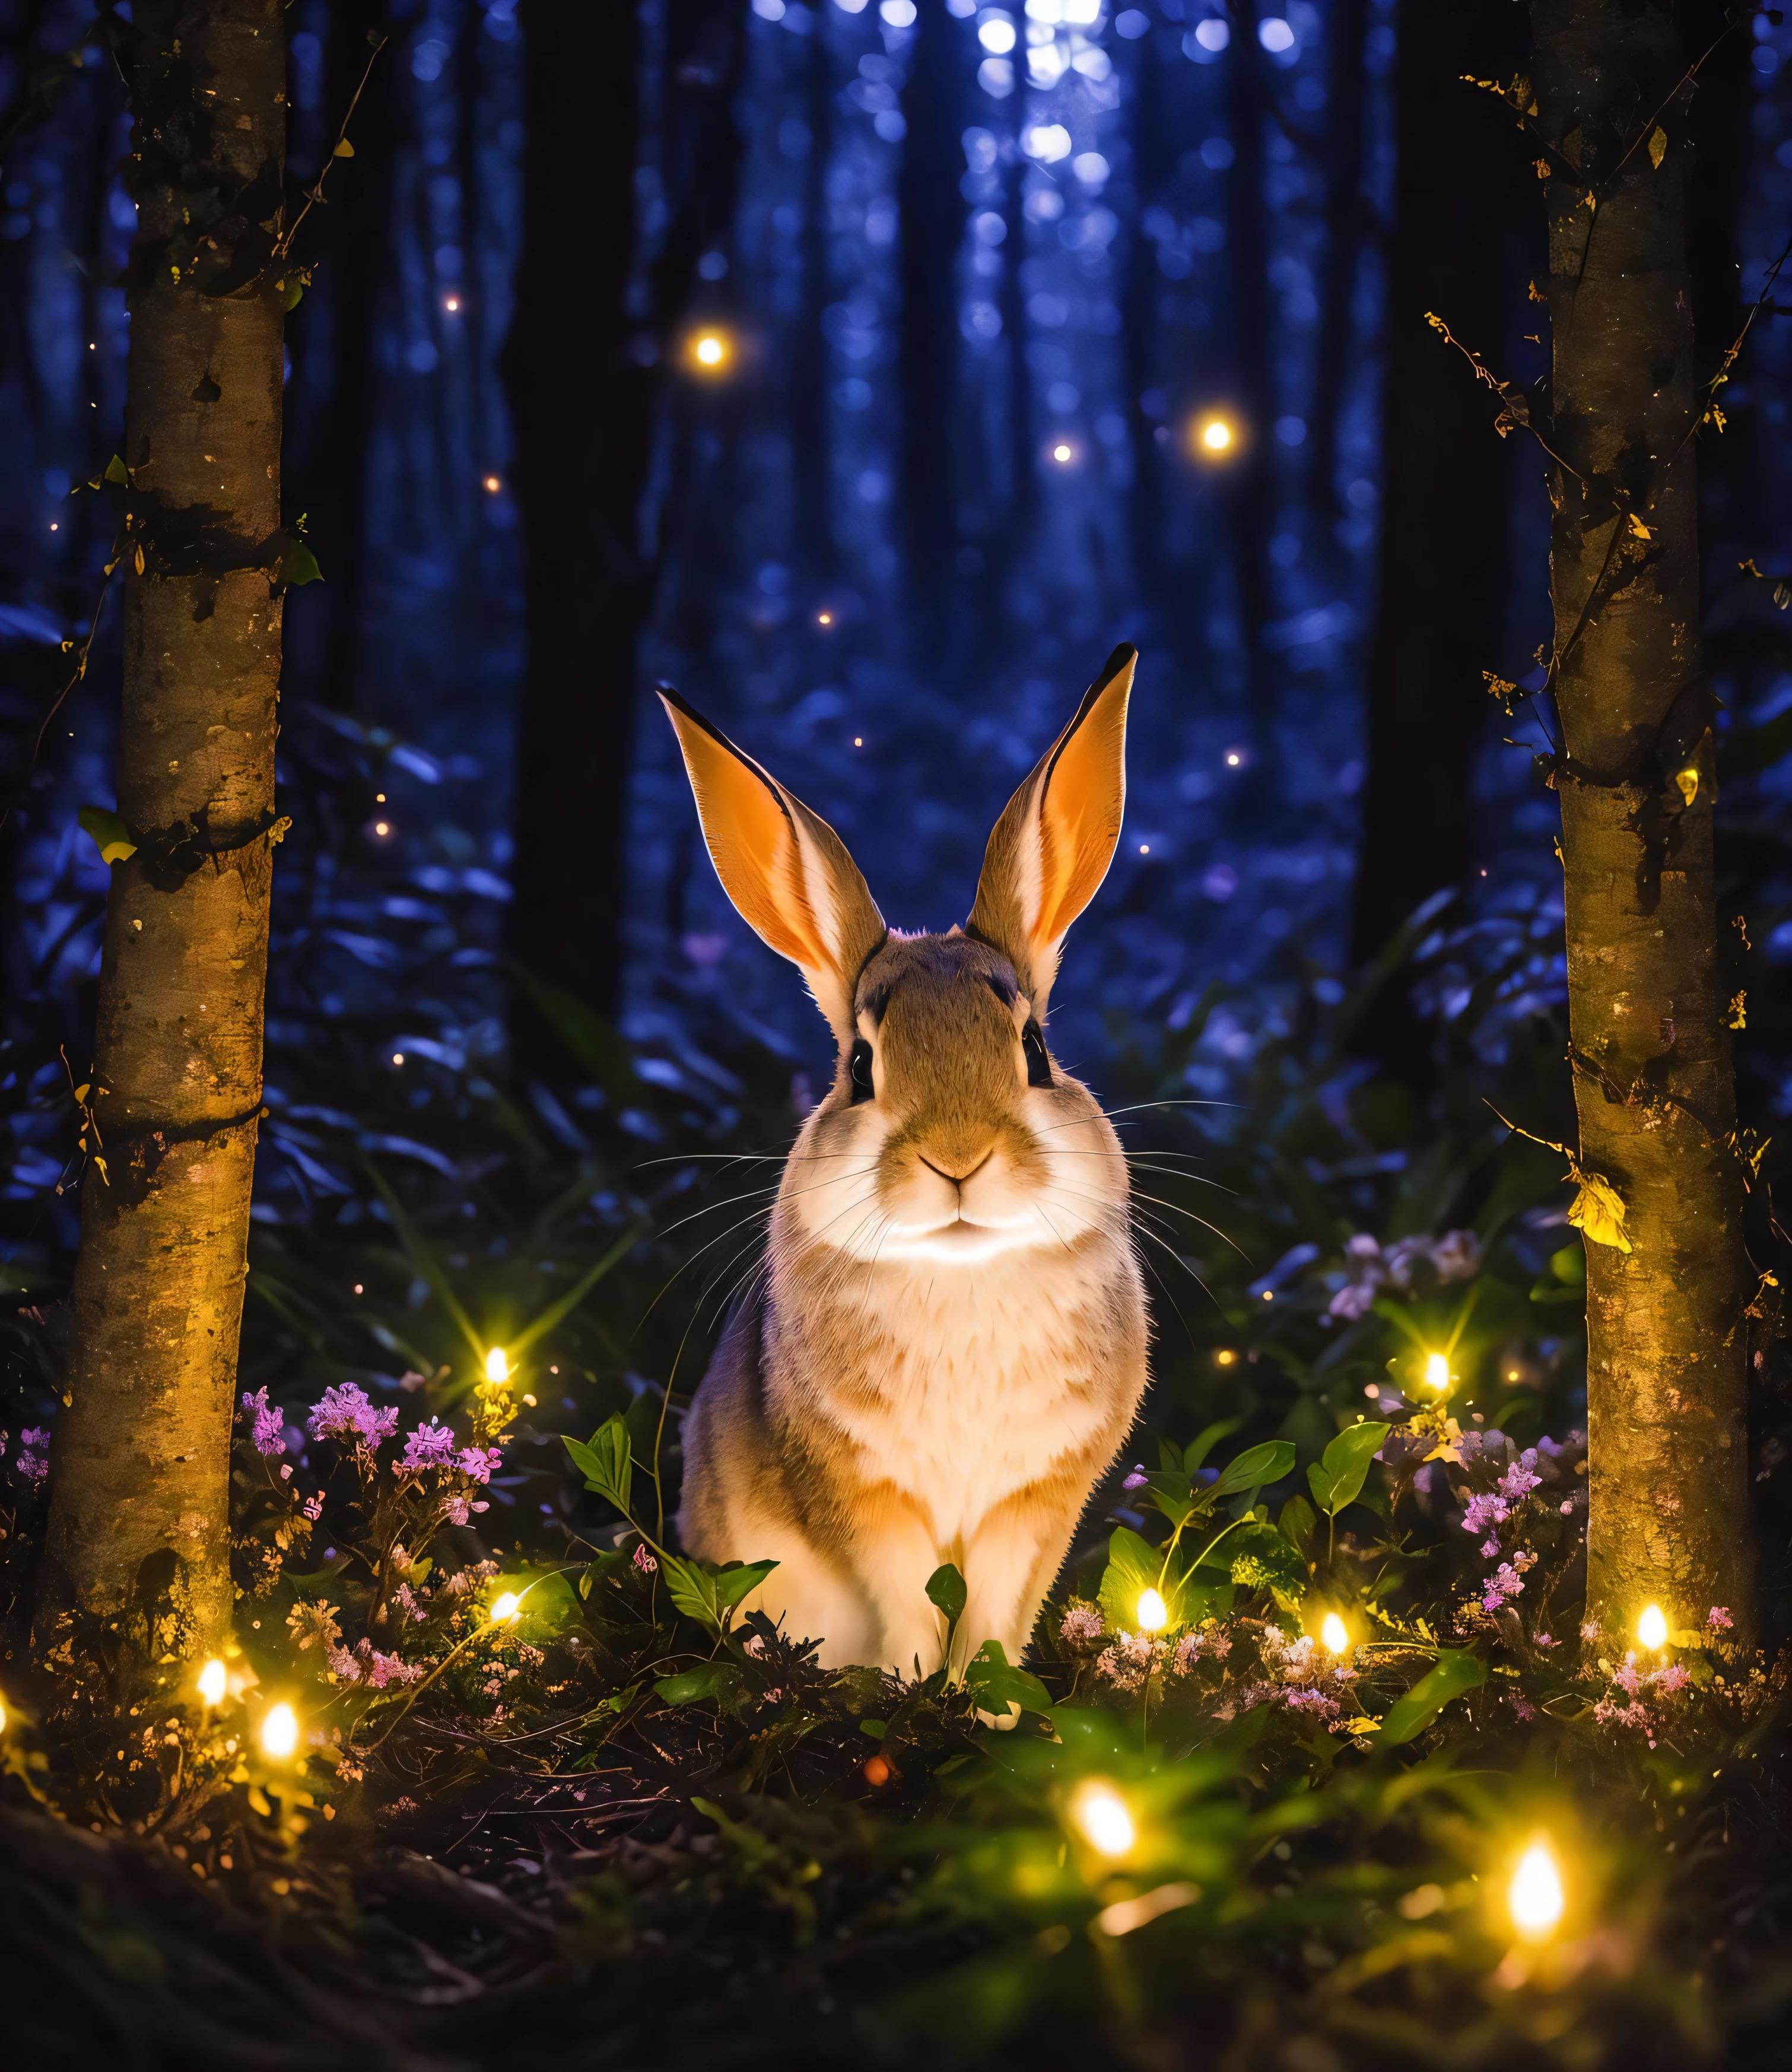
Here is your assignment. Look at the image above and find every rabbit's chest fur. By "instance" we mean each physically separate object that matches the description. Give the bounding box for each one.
[770,1243,1133,1536]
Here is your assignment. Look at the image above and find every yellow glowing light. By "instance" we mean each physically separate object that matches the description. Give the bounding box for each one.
[1637,1603,1669,1651]
[1319,1612,1349,1655]
[1508,1837,1565,1943]
[1215,1348,1236,1365]
[392,1052,405,1066]
[1135,1588,1169,1634]
[483,474,501,493]
[484,1346,510,1385]
[1051,442,1073,462]
[1195,413,1238,456]
[690,329,731,371]
[1424,1353,1451,1392]
[818,611,833,625]
[260,1702,299,1762]
[490,1591,522,1624]
[1070,1779,1136,1858]
[1225,751,1241,767]
[0,1696,8,1734]
[373,820,390,837]
[443,294,460,312]
[196,1658,227,1708]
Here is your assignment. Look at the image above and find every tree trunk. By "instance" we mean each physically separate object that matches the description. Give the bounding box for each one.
[40,0,285,1678]
[896,0,964,668]
[1532,0,1750,1636]
[503,0,745,1032]
[1351,0,1526,973]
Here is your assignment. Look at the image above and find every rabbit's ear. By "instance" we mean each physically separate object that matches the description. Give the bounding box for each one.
[968,644,1135,1014]
[659,689,887,1039]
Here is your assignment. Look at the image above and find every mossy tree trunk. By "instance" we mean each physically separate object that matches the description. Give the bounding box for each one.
[1532,0,1750,1635]
[40,0,285,1681]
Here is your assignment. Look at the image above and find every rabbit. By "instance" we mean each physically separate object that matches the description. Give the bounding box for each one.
[659,643,1148,1683]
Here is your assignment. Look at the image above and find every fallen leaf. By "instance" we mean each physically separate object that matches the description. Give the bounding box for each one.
[1567,1168,1631,1252]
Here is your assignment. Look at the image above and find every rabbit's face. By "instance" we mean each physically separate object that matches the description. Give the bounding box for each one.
[783,932,1127,1267]
[659,645,1139,1270]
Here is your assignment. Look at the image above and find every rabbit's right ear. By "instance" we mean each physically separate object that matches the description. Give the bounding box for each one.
[659,690,887,1042]
[967,644,1135,1017]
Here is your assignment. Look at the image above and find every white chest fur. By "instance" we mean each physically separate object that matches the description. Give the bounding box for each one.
[773,1248,1121,1543]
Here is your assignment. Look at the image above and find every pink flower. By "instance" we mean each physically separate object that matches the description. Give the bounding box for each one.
[1060,1603,1103,1644]
[443,1495,471,1527]
[302,1492,325,1521]
[1651,1663,1691,1695]
[240,1387,285,1458]
[633,1543,659,1575]
[14,1427,49,1486]
[456,1446,501,1485]
[307,1382,399,1451]
[1121,1465,1148,1490]
[1707,1605,1734,1631]
[396,1420,456,1473]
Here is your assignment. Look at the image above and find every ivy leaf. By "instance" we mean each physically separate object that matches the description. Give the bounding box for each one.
[655,1661,746,1707]
[1566,1167,1631,1252]
[1213,1439,1296,1497]
[78,804,136,866]
[713,1559,777,1614]
[962,1639,1053,1717]
[281,538,323,586]
[1306,1421,1389,1519]
[1375,1649,1487,1746]
[926,1561,967,1628]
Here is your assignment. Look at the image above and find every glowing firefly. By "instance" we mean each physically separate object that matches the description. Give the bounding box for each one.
[260,1702,299,1761]
[490,1592,522,1624]
[1319,1612,1349,1655]
[196,1658,227,1709]
[1508,1837,1565,1943]
[1070,1779,1136,1858]
[485,1346,510,1386]
[1424,1353,1450,1393]
[1637,1603,1668,1652]
[1135,1588,1169,1634]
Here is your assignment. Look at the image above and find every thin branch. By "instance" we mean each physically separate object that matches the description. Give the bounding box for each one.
[0,552,120,836]
[275,34,388,262]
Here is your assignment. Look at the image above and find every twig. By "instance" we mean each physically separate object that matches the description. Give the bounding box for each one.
[0,552,120,836]
[275,35,388,262]
[1424,312,1583,480]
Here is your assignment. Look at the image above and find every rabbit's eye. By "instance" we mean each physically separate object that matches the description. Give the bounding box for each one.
[848,1037,876,1104]
[1021,1020,1053,1089]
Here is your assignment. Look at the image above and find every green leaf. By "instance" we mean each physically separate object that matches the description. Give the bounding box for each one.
[278,274,306,312]
[1183,1417,1243,1473]
[1278,1493,1317,1555]
[78,804,136,866]
[661,1552,722,1633]
[655,1662,745,1707]
[511,1224,641,1357]
[1219,1522,1306,1595]
[1375,1649,1487,1747]
[281,538,323,585]
[963,1639,1053,1717]
[103,453,128,485]
[1307,1421,1389,1518]
[1142,1473,1196,1530]
[926,1562,967,1627]
[1213,1439,1297,1497]
[563,1413,632,1518]
[1097,1524,1167,1632]
[713,1559,777,1614]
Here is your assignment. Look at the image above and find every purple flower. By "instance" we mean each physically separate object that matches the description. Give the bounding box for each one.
[397,1420,457,1473]
[456,1446,501,1485]
[1496,1452,1542,1502]
[1121,1465,1148,1490]
[633,1543,659,1575]
[14,1426,49,1486]
[443,1494,471,1527]
[1482,1562,1524,1613]
[240,1387,285,1458]
[1707,1605,1734,1631]
[302,1492,325,1521]
[307,1382,400,1451]
[1479,1536,1501,1560]
[1284,1687,1342,1720]
[1461,1492,1509,1538]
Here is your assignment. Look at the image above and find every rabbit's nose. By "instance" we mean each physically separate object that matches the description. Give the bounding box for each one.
[919,1148,994,1186]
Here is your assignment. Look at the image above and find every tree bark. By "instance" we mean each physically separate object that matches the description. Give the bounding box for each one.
[1351,0,1526,972]
[40,0,285,1677]
[1532,0,1750,1635]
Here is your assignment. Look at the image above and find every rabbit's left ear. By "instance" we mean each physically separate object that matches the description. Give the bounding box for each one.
[659,688,887,1042]
[968,644,1135,1016]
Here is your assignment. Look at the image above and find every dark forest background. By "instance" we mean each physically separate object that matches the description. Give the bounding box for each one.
[1,0,1791,1281]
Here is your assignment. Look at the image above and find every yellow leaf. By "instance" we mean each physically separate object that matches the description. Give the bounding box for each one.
[1567,1169,1631,1252]
[1730,991,1747,1031]
[1628,513,1651,539]
[1675,767,1699,807]
[1534,158,1551,180]
[1649,125,1668,169]
[333,137,355,157]
[73,1084,89,1103]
